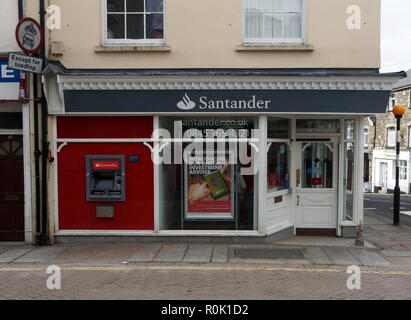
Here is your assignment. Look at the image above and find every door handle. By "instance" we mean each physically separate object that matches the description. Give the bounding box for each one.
[297,195,300,206]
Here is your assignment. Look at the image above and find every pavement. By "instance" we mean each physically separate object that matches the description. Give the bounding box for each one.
[1,208,411,299]
[0,211,409,268]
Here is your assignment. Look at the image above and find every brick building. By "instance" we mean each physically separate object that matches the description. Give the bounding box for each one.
[364,70,411,193]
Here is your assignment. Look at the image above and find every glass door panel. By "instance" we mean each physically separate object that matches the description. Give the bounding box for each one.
[301,142,334,189]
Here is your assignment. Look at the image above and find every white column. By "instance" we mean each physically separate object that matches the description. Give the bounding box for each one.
[22,103,33,244]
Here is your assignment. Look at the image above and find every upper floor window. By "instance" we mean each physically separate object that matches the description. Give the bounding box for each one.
[104,0,164,45]
[243,0,304,44]
[364,128,369,147]
[387,127,396,147]
[388,94,396,111]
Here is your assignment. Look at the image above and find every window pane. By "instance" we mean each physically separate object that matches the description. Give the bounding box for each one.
[107,14,125,39]
[107,0,124,12]
[387,128,396,146]
[343,142,354,221]
[264,13,282,39]
[245,12,263,38]
[301,142,333,189]
[146,0,163,12]
[284,0,302,11]
[284,13,302,38]
[146,13,164,39]
[267,143,289,192]
[127,0,144,12]
[344,120,355,140]
[364,129,369,146]
[297,119,340,134]
[268,117,290,139]
[126,14,144,39]
[0,113,22,129]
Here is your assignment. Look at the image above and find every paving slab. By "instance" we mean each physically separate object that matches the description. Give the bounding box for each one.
[128,244,162,262]
[303,247,333,265]
[275,236,355,247]
[0,248,32,263]
[323,247,361,266]
[15,246,69,263]
[153,244,188,262]
[212,245,228,263]
[348,249,390,267]
[381,250,411,257]
[385,256,411,268]
[234,247,305,260]
[183,244,213,263]
[0,246,9,255]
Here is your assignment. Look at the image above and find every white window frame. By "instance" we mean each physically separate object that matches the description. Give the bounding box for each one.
[400,160,407,180]
[102,0,165,46]
[386,126,396,147]
[408,126,411,148]
[364,127,369,147]
[242,0,306,45]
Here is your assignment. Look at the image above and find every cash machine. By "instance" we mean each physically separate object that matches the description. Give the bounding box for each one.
[86,155,125,217]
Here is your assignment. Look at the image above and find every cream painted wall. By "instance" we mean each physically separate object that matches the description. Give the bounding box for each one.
[26,0,381,69]
[0,0,20,53]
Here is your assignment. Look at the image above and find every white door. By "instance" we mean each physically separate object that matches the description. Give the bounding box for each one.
[379,162,387,188]
[295,139,339,229]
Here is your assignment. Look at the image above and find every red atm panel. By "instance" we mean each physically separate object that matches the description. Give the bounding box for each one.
[57,117,154,230]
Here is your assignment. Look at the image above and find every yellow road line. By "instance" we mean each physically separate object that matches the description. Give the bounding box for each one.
[0,265,410,275]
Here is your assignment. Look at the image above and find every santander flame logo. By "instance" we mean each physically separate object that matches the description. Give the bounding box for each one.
[177,93,196,110]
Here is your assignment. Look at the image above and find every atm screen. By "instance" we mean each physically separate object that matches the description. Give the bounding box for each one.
[92,172,115,190]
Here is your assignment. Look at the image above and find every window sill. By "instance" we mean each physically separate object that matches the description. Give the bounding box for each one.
[95,45,171,53]
[236,44,314,52]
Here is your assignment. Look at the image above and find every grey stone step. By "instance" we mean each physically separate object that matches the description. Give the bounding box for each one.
[212,245,228,263]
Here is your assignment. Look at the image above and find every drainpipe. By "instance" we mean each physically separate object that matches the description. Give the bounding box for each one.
[39,0,49,245]
[18,0,23,19]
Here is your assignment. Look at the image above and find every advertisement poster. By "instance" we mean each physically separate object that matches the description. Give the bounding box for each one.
[184,152,234,220]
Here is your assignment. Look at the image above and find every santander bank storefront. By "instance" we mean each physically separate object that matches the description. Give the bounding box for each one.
[44,65,402,241]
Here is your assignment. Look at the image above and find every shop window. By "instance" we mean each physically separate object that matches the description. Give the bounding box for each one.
[296,119,340,134]
[267,143,289,192]
[387,127,396,147]
[268,117,290,139]
[243,0,304,44]
[0,113,22,130]
[343,120,355,222]
[104,0,164,44]
[158,116,259,231]
[364,153,369,183]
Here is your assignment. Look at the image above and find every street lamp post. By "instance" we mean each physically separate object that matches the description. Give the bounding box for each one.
[392,104,406,226]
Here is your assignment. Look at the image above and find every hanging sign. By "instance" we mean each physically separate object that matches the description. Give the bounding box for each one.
[8,52,43,74]
[15,17,43,54]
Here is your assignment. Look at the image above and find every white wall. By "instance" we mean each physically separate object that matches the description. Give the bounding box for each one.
[0,0,20,53]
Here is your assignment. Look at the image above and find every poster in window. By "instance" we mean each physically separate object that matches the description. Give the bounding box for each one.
[184,151,234,220]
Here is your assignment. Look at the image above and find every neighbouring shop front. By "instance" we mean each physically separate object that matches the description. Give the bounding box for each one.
[44,66,403,240]
[0,57,31,242]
